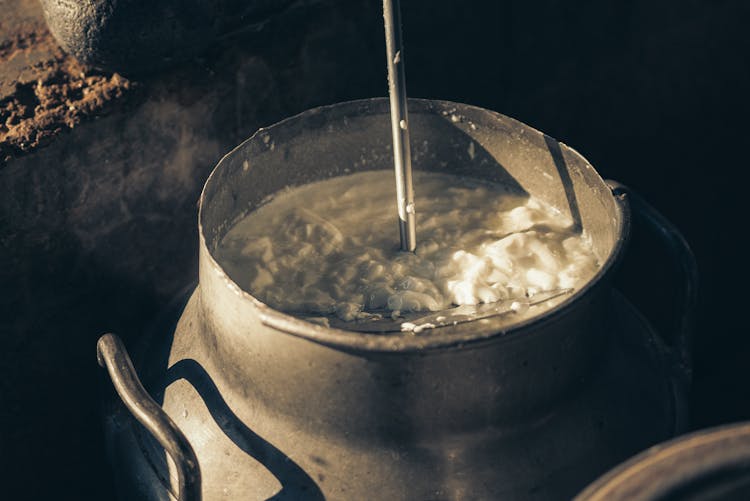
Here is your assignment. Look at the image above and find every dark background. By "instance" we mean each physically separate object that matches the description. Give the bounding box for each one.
[1,0,749,499]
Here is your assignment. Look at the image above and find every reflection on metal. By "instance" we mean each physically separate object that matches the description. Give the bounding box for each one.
[101,99,697,501]
[164,359,324,500]
[383,0,417,252]
[576,422,750,501]
[97,333,201,501]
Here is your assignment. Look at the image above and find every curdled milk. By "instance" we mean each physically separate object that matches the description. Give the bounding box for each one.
[215,170,599,323]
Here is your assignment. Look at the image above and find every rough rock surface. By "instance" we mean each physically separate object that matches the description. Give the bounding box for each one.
[0,9,134,163]
[39,0,296,74]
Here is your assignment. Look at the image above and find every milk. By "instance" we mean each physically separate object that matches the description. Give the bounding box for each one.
[216,170,599,323]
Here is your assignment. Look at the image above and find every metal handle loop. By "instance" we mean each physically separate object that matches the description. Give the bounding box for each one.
[97,333,202,501]
[607,181,698,382]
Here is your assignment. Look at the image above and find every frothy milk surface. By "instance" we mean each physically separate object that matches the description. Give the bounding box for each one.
[216,170,599,323]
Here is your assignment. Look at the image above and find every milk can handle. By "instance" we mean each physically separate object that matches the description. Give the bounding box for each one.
[97,333,202,501]
[606,181,698,382]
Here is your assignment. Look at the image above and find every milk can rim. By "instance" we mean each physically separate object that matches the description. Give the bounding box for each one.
[197,97,629,352]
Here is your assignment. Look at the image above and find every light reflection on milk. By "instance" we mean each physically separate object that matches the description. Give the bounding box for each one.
[215,170,599,323]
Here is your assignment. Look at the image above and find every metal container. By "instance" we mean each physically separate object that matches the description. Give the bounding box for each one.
[97,98,697,500]
[575,421,750,501]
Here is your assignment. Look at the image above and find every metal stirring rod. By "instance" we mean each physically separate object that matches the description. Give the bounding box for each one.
[383,0,417,252]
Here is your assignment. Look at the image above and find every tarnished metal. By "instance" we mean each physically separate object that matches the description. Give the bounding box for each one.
[327,288,574,333]
[100,98,696,500]
[575,421,750,501]
[97,333,201,501]
[382,0,417,252]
